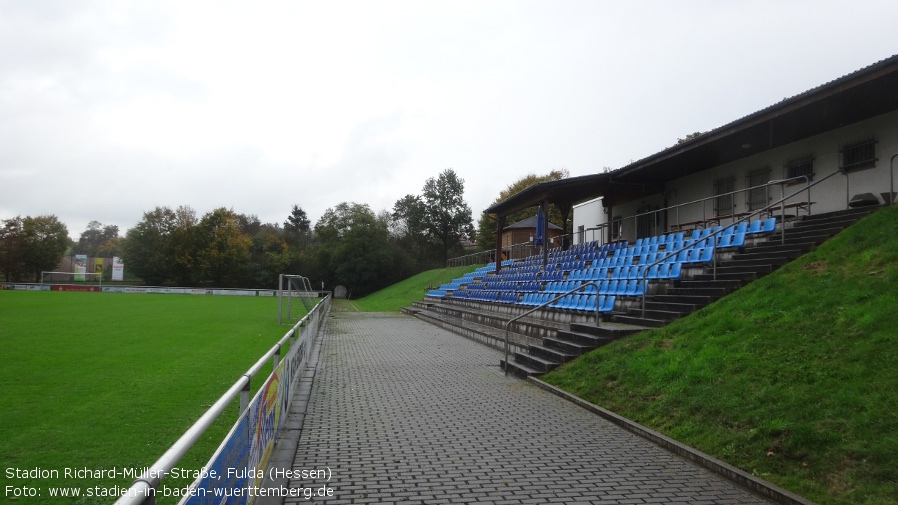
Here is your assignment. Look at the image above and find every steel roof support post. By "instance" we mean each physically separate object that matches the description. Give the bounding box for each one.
[494,215,505,275]
[781,183,786,246]
[889,153,898,205]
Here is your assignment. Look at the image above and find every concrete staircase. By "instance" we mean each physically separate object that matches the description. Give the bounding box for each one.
[406,206,880,377]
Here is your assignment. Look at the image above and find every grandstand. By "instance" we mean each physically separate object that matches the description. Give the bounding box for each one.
[405,206,878,377]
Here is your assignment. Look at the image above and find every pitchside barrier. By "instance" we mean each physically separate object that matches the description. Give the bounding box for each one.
[113,293,332,505]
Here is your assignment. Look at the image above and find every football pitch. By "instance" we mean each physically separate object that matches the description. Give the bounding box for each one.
[0,289,306,504]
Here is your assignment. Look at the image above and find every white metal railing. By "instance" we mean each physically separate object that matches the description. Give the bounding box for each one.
[113,294,332,505]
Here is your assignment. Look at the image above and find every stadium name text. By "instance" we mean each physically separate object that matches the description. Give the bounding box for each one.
[5,467,217,480]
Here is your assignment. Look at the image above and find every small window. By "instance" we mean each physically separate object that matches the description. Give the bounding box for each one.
[577,225,585,244]
[841,139,877,172]
[785,155,814,183]
[713,177,736,216]
[746,168,771,211]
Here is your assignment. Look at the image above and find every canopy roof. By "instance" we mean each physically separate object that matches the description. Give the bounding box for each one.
[485,54,898,218]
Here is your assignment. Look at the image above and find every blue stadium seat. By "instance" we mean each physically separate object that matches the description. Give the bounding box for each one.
[762,217,777,233]
[748,219,762,234]
[666,262,682,279]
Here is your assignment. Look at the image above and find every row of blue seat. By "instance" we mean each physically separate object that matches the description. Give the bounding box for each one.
[521,293,616,312]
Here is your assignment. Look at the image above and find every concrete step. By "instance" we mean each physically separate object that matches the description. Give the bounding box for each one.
[643,300,700,314]
[543,337,593,356]
[612,314,669,328]
[529,344,578,363]
[512,351,560,373]
[629,307,686,322]
[651,293,717,307]
[500,359,544,378]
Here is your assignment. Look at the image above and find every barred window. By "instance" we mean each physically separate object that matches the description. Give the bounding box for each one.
[785,155,815,183]
[746,168,771,211]
[841,139,877,172]
[713,177,736,216]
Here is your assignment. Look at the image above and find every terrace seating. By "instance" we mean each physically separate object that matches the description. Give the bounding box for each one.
[425,218,781,310]
[410,206,882,378]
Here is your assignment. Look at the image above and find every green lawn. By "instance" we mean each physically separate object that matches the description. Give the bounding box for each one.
[349,264,480,312]
[0,291,300,504]
[543,205,898,505]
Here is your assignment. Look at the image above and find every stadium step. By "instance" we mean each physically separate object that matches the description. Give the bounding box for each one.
[503,322,646,377]
[412,206,883,379]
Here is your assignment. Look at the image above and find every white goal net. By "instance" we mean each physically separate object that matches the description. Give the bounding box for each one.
[278,274,315,325]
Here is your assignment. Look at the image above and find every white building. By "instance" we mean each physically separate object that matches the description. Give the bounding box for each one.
[489,55,898,248]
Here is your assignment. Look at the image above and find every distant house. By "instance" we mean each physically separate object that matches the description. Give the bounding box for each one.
[487,54,898,249]
[501,214,564,259]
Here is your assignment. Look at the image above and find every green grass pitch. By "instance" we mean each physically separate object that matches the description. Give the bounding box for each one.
[0,290,304,504]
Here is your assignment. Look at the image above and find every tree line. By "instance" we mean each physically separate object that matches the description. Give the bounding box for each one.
[0,168,481,297]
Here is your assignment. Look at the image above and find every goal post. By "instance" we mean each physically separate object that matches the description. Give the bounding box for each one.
[278,274,315,325]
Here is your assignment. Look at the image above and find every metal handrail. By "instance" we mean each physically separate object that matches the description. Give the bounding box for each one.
[639,171,844,317]
[503,280,605,376]
[617,175,816,243]
[114,295,331,505]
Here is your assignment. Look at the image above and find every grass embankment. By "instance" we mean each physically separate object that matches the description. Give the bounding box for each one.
[349,264,481,312]
[543,205,898,505]
[0,292,302,504]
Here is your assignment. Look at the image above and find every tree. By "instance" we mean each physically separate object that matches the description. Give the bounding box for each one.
[75,221,120,257]
[0,216,26,281]
[476,169,569,250]
[310,202,407,296]
[169,206,199,286]
[677,131,705,144]
[420,168,473,263]
[391,194,433,268]
[284,204,311,248]
[196,207,252,287]
[121,207,178,285]
[21,215,70,281]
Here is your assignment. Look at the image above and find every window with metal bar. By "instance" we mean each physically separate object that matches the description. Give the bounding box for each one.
[713,177,736,216]
[841,139,877,172]
[785,155,814,183]
[747,167,771,210]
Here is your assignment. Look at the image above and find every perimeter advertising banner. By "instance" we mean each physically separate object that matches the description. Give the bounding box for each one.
[74,255,87,281]
[181,305,315,505]
[112,257,124,281]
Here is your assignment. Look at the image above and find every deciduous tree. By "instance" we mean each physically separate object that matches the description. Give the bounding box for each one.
[420,168,473,263]
[476,169,569,250]
[21,215,70,281]
[196,207,252,287]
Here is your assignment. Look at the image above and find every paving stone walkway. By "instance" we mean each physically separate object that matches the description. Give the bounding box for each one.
[269,310,774,504]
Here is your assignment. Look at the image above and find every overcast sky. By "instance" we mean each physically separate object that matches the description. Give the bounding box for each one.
[3,0,898,240]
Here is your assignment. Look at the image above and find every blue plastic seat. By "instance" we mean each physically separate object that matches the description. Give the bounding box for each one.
[748,219,762,234]
[605,279,620,295]
[666,262,682,279]
[624,279,645,296]
[647,264,661,279]
[601,295,616,312]
[763,217,777,233]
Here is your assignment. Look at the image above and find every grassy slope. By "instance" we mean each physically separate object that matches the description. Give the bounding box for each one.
[349,264,481,312]
[0,292,298,504]
[542,205,898,505]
